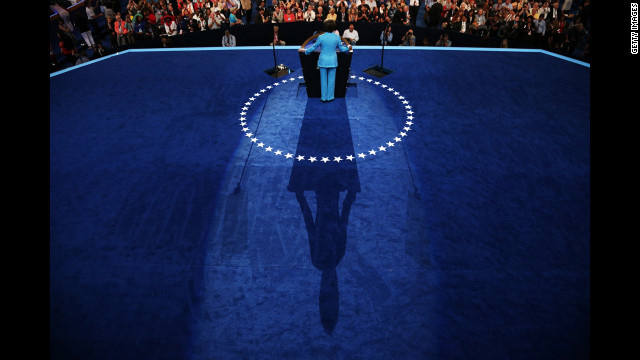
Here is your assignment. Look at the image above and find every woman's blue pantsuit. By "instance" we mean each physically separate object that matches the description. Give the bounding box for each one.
[304,32,351,102]
[319,67,337,101]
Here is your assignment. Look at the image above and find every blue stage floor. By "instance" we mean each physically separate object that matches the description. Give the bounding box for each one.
[50,47,590,360]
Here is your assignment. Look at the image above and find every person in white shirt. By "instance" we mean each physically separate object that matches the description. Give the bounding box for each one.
[209,8,225,29]
[365,0,377,10]
[164,17,178,36]
[342,23,359,45]
[540,1,551,19]
[304,6,316,21]
[222,29,236,46]
[472,8,488,35]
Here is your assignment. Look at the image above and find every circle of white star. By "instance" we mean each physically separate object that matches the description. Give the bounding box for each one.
[238,75,415,164]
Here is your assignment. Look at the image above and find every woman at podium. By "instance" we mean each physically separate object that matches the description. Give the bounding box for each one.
[301,20,352,102]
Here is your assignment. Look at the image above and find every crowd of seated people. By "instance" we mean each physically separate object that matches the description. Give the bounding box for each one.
[50,0,590,71]
[431,0,590,54]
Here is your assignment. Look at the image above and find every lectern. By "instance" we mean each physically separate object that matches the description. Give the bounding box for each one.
[298,33,353,98]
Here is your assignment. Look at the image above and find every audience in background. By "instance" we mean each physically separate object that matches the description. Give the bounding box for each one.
[400,27,415,45]
[435,31,450,46]
[380,25,393,45]
[50,0,590,72]
[342,22,359,45]
[222,28,237,46]
[270,25,286,45]
[114,12,130,45]
[75,4,97,49]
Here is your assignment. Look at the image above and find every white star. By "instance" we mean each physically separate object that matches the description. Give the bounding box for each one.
[406,110,414,115]
[266,86,272,89]
[386,141,395,147]
[281,80,287,83]
[296,155,305,161]
[249,97,255,101]
[309,156,317,162]
[366,79,373,82]
[285,153,294,159]
[378,146,386,151]
[387,88,394,91]
[403,126,411,131]
[257,142,265,147]
[405,105,412,109]
[240,112,247,116]
[239,122,247,126]
[406,121,414,126]
[402,100,409,104]
[245,132,253,137]
[298,76,304,79]
[333,156,343,163]
[240,117,246,121]
[273,82,280,86]
[321,157,330,163]
[245,102,252,106]
[350,75,356,78]
[346,155,355,161]
[358,153,366,158]
[398,96,404,100]
[254,93,260,97]
[260,89,267,92]
[358,77,365,80]
[381,84,388,88]
[394,137,402,142]
[400,132,407,137]
[406,116,414,120]
[242,107,249,110]
[374,81,380,85]
[265,146,273,152]
[394,92,400,96]
[289,77,296,81]
[275,150,282,155]
[251,138,259,143]
[369,149,377,155]
[242,127,249,132]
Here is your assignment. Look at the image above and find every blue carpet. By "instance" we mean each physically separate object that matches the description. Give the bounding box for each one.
[50,47,590,360]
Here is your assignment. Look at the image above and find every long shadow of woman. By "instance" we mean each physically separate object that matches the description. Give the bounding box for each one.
[295,184,356,334]
[287,98,360,334]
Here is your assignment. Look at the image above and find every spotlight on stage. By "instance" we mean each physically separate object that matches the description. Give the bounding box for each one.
[264,63,293,78]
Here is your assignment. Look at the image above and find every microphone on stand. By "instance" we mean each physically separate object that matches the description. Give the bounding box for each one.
[264,26,292,78]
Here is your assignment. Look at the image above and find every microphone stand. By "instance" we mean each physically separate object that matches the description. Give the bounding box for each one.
[264,32,292,78]
[364,25,393,78]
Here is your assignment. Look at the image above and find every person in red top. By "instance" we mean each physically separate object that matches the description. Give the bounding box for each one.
[57,30,77,65]
[114,13,129,46]
[271,25,286,45]
[552,14,567,49]
[284,7,295,22]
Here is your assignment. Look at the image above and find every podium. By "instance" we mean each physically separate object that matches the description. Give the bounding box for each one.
[298,33,353,98]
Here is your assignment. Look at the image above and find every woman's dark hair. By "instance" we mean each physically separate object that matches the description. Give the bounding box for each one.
[323,19,337,33]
